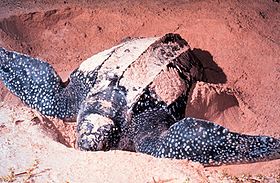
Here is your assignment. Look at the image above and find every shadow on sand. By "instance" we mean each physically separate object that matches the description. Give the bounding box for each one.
[193,48,227,84]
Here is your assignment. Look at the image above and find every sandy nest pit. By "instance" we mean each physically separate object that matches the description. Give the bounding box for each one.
[0,0,280,182]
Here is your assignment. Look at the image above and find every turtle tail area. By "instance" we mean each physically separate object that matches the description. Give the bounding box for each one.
[0,47,97,120]
[132,109,280,166]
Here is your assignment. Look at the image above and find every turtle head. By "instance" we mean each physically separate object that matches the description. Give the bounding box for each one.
[0,47,63,115]
[77,80,128,151]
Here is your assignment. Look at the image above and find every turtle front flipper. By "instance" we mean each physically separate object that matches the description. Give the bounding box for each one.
[0,47,97,120]
[131,108,280,166]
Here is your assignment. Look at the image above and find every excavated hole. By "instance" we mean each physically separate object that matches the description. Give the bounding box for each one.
[0,7,117,80]
[0,8,243,149]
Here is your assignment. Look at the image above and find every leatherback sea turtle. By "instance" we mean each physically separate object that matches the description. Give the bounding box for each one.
[0,33,279,166]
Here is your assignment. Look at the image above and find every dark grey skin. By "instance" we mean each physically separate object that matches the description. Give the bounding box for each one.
[1,34,280,166]
[0,47,97,120]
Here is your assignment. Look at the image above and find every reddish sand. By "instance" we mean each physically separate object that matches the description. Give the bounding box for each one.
[0,0,279,182]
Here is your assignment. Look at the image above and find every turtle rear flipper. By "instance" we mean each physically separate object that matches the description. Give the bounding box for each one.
[132,108,280,165]
[0,47,97,120]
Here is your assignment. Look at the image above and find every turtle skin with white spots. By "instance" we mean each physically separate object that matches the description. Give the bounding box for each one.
[129,107,280,165]
[0,47,97,120]
[1,33,280,166]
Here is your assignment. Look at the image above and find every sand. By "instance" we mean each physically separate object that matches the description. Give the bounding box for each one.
[0,0,279,182]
